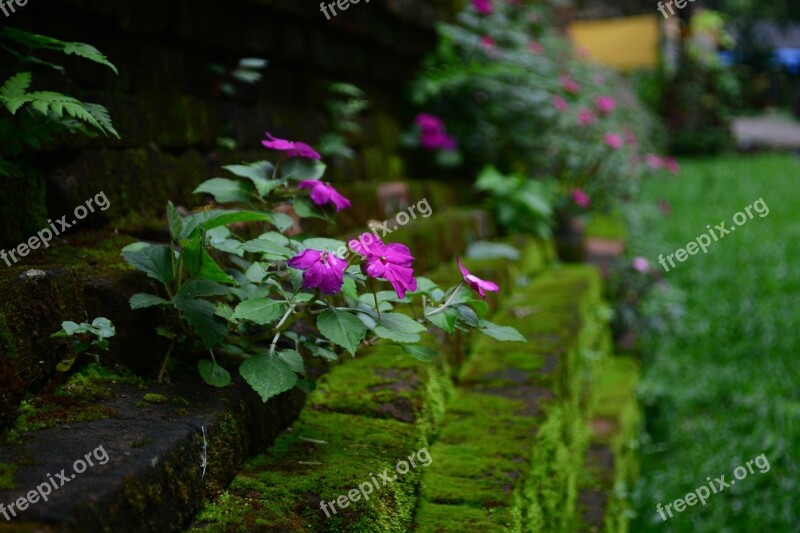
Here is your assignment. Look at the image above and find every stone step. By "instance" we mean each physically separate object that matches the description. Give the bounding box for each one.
[184,238,555,531]
[414,265,610,532]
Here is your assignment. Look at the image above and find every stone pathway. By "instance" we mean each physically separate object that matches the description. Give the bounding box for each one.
[733,114,800,150]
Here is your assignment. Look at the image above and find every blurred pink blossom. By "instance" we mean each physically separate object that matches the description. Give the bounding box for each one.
[553,96,569,112]
[632,257,650,273]
[604,133,623,150]
[665,157,680,175]
[578,109,596,126]
[560,75,580,94]
[571,188,591,208]
[595,96,616,114]
[473,0,492,15]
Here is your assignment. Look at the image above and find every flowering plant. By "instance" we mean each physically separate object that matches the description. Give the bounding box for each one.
[122,133,524,401]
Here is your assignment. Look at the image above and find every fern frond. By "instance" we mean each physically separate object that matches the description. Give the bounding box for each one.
[82,103,119,138]
[1,27,118,74]
[0,72,32,102]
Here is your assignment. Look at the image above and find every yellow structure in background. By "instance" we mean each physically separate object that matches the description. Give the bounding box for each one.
[569,15,660,70]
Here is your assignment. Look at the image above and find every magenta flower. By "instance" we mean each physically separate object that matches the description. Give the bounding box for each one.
[595,96,616,114]
[578,109,596,126]
[479,36,496,51]
[262,133,321,160]
[349,233,417,299]
[472,0,492,15]
[553,96,569,112]
[560,75,580,95]
[665,157,680,175]
[298,180,351,212]
[632,257,650,273]
[528,41,543,54]
[572,188,591,208]
[604,133,623,150]
[415,113,457,151]
[457,258,500,298]
[287,249,347,294]
[646,154,664,170]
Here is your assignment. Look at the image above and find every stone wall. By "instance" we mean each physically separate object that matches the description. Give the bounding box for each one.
[0,0,460,246]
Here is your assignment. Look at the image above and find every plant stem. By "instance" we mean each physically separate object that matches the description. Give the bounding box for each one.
[157,339,175,383]
[426,282,464,316]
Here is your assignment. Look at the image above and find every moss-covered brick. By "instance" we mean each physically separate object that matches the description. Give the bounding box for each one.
[189,412,424,532]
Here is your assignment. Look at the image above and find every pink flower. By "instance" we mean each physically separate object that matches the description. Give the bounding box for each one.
[571,188,591,208]
[479,36,496,51]
[262,133,321,160]
[457,258,500,298]
[604,133,623,150]
[560,75,580,95]
[632,257,650,273]
[665,157,680,175]
[646,154,664,170]
[415,113,458,151]
[595,96,616,114]
[553,96,569,112]
[298,180,351,212]
[472,0,492,15]
[288,249,347,294]
[349,233,417,299]
[528,41,543,54]
[578,109,596,126]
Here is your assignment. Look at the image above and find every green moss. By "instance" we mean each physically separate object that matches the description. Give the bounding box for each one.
[142,393,168,404]
[0,462,17,490]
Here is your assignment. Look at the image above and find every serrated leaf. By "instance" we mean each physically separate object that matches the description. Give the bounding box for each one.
[378,313,427,334]
[180,210,272,239]
[198,359,231,387]
[373,326,420,343]
[276,350,305,375]
[173,296,228,349]
[122,244,175,284]
[293,197,327,219]
[317,309,366,356]
[478,320,527,342]
[239,354,297,402]
[403,344,438,362]
[425,306,459,334]
[130,293,170,310]
[245,262,268,283]
[280,158,326,181]
[341,277,357,300]
[307,344,338,361]
[166,201,183,240]
[238,239,295,258]
[194,178,253,204]
[232,299,285,325]
[183,239,234,284]
[177,279,232,298]
[0,72,31,102]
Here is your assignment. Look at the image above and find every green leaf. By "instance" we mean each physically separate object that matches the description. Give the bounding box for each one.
[222,161,276,197]
[180,210,272,239]
[466,241,521,261]
[281,158,326,181]
[130,293,170,310]
[378,313,427,334]
[300,238,348,254]
[373,327,420,343]
[239,57,268,69]
[238,239,295,258]
[198,359,231,387]
[194,178,253,204]
[0,72,32,104]
[276,350,305,375]
[245,262,268,283]
[425,306,459,334]
[166,201,183,240]
[293,197,327,220]
[183,241,234,284]
[122,244,175,284]
[317,309,367,356]
[478,320,527,342]
[307,344,338,361]
[173,296,228,349]
[61,41,118,74]
[232,299,285,325]
[239,354,297,402]
[341,277,358,300]
[177,279,232,298]
[403,344,438,362]
[61,321,81,335]
[410,277,438,294]
[269,212,295,233]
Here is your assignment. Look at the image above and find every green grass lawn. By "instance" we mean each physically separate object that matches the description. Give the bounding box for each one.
[629,153,800,532]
